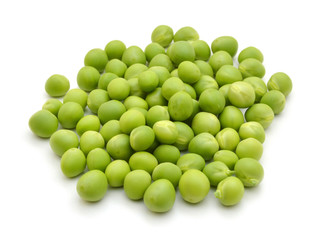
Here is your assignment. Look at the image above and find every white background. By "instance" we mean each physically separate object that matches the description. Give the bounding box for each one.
[1,0,323,239]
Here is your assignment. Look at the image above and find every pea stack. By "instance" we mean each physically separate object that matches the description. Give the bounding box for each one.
[29,25,292,212]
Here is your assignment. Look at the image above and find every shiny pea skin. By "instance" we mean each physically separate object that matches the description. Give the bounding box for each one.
[61,148,86,178]
[219,106,244,131]
[238,121,265,143]
[124,63,148,79]
[151,25,174,48]
[124,96,148,110]
[98,72,119,90]
[191,112,221,136]
[145,42,165,62]
[124,170,151,200]
[76,115,101,136]
[77,66,101,91]
[80,130,105,156]
[138,70,159,92]
[168,91,193,121]
[236,138,263,160]
[176,153,205,172]
[153,120,178,144]
[122,46,146,67]
[260,90,286,114]
[213,150,239,170]
[243,77,267,102]
[193,75,219,97]
[238,46,264,63]
[105,160,130,187]
[198,89,225,115]
[87,148,111,172]
[214,176,244,206]
[49,129,79,156]
[203,161,234,187]
[178,61,201,84]
[145,87,168,107]
[97,100,126,124]
[106,134,134,161]
[161,77,185,100]
[215,128,240,151]
[234,158,264,187]
[173,121,195,151]
[188,132,219,161]
[87,89,109,114]
[146,105,170,127]
[228,81,256,108]
[119,109,146,134]
[130,125,155,151]
[84,48,108,73]
[42,98,63,116]
[129,152,158,174]
[105,40,126,60]
[190,40,211,61]
[107,77,130,101]
[267,72,293,97]
[100,120,122,143]
[168,41,196,66]
[148,54,174,72]
[153,144,180,164]
[58,102,84,129]
[63,88,88,109]
[152,163,182,188]
[211,36,238,57]
[105,59,127,77]
[29,110,58,138]
[174,26,199,42]
[245,103,274,129]
[215,65,242,87]
[45,74,70,97]
[208,51,233,74]
[239,58,265,78]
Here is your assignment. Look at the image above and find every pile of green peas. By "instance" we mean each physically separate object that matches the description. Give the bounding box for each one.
[29,25,292,212]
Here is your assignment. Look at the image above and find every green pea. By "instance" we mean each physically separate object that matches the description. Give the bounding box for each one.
[234,158,264,187]
[213,150,239,170]
[151,25,174,47]
[153,120,178,144]
[124,96,148,110]
[105,40,126,60]
[152,163,182,188]
[144,179,176,213]
[260,90,286,115]
[49,129,79,156]
[98,72,119,90]
[80,130,105,156]
[183,83,197,99]
[203,161,234,187]
[214,176,244,206]
[97,100,126,124]
[104,59,127,77]
[122,46,146,67]
[42,98,62,117]
[63,88,88,109]
[107,77,130,100]
[149,66,171,87]
[174,26,199,42]
[146,105,170,127]
[178,61,201,84]
[199,89,225,115]
[238,121,265,143]
[267,72,293,97]
[130,125,155,151]
[243,77,267,102]
[236,138,263,160]
[168,41,196,66]
[84,48,108,73]
[216,128,240,151]
[178,169,210,204]
[119,109,146,134]
[124,170,151,200]
[145,42,166,62]
[208,51,233,74]
[195,60,214,77]
[127,78,146,98]
[77,66,100,92]
[77,170,108,202]
[211,36,238,57]
[188,132,219,161]
[29,110,58,138]
[153,145,180,164]
[148,53,174,73]
[124,63,148,80]
[193,75,219,97]
[45,74,70,97]
[170,68,178,77]
[177,153,205,172]
[138,70,159,93]
[238,46,264,63]
[215,65,242,87]
[58,102,84,129]
[239,58,265,78]
[87,89,109,114]
[87,148,111,172]
[105,160,130,187]
[173,122,194,151]
[100,120,121,143]
[185,99,200,125]
[245,103,274,129]
[145,87,168,107]
[190,40,211,61]
[106,134,133,161]
[161,77,185,100]
[168,91,193,121]
[129,152,158,174]
[76,115,101,136]
[191,112,221,136]
[60,148,86,178]
[219,84,231,105]
[219,106,244,131]
[228,81,256,108]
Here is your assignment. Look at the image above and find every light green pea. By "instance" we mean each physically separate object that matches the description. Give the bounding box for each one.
[122,46,146,67]
[193,75,219,97]
[234,158,264,187]
[245,103,274,129]
[174,26,199,42]
[173,122,195,151]
[214,176,244,206]
[84,48,108,73]
[146,105,170,127]
[63,88,88,109]
[239,58,265,78]
[42,99,63,117]
[153,120,178,144]
[130,125,155,151]
[119,109,146,134]
[80,130,105,156]
[213,150,239,170]
[61,148,86,178]
[106,134,133,161]
[178,61,201,84]
[211,36,238,57]
[191,112,221,136]
[238,46,264,63]
[152,163,182,188]
[145,42,165,62]
[177,153,205,172]
[58,102,84,129]
[105,160,130,187]
[149,66,171,87]
[238,121,265,143]
[77,66,100,91]
[267,72,293,97]
[124,170,151,200]
[127,78,146,98]
[97,100,126,124]
[87,148,111,172]
[98,72,119,90]
[190,40,211,61]
[219,106,244,131]
[153,145,180,164]
[168,91,194,121]
[105,40,126,60]
[87,89,109,114]
[260,90,286,114]
[168,41,196,66]
[145,87,168,107]
[215,65,242,87]
[208,51,233,74]
[195,60,214,77]
[183,83,197,99]
[185,99,200,125]
[138,70,159,92]
[236,138,263,160]
[151,25,174,47]
[203,161,234,187]
[219,84,231,105]
[243,77,267,102]
[161,77,185,100]
[170,68,178,77]
[129,152,158,174]
[148,54,174,72]
[45,74,70,97]
[107,77,130,101]
[188,132,219,161]
[76,115,101,136]
[124,63,148,80]
[29,110,58,138]
[105,59,127,77]
[199,89,225,115]
[100,120,121,143]
[216,128,240,151]
[228,81,256,108]
[49,129,79,156]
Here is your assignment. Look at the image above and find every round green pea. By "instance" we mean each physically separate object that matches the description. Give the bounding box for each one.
[161,77,185,100]
[151,25,174,48]
[228,81,256,108]
[208,51,233,74]
[203,161,234,187]
[105,160,130,187]
[148,54,174,73]
[168,41,196,66]
[267,72,293,97]
[188,132,219,161]
[100,120,121,143]
[191,112,221,136]
[145,87,168,107]
[245,103,274,129]
[97,100,126,124]
[124,63,148,79]
[199,89,225,115]
[119,109,146,134]
[174,26,199,42]
[149,66,171,87]
[219,84,231,105]
[122,46,146,67]
[58,102,84,129]
[127,78,146,98]
[145,42,165,62]
[190,40,211,61]
[29,110,58,138]
[243,77,267,102]
[144,179,176,213]
[215,65,242,87]
[213,150,239,170]
[238,121,265,143]
[152,163,182,188]
[153,120,178,144]
[168,91,193,121]
[178,61,201,84]
[153,145,180,164]
[183,83,197,99]
[262,90,286,116]
[42,99,62,116]
[105,59,127,77]
[214,176,244,206]
[185,99,200,124]
[193,75,219,97]
[236,138,263,160]
[98,72,118,90]
[146,105,170,127]
[107,77,130,101]
[105,40,126,60]
[239,58,265,78]
[173,122,194,151]
[219,106,244,131]
[77,170,108,202]
[63,88,88,109]
[179,169,210,204]
[79,130,105,156]
[234,158,264,187]
[76,115,101,136]
[87,89,109,114]
[211,36,238,57]
[129,152,158,174]
[177,153,205,172]
[130,125,155,151]
[106,134,133,161]
[138,70,159,92]
[45,74,70,97]
[84,48,108,73]
[124,170,151,200]
[216,128,240,151]
[87,148,111,172]
[195,60,214,77]
[77,66,100,92]
[60,148,86,178]
[238,46,264,63]
[49,129,79,156]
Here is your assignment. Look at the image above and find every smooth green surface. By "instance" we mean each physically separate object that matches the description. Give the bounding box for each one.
[153,120,178,144]
[138,70,159,92]
[105,59,127,77]
[161,77,184,100]
[193,75,219,97]
[145,87,168,107]
[203,161,233,187]
[173,121,195,151]
[145,42,166,62]
[228,81,256,108]
[168,41,195,66]
[245,103,274,129]
[100,120,121,143]
[238,121,266,143]
[42,98,62,117]
[49,129,79,156]
[107,77,130,100]
[84,48,108,73]
[98,73,119,90]
[260,90,286,114]
[151,25,173,47]
[267,72,293,97]
[58,102,84,129]
[178,61,201,84]
[119,109,146,134]
[130,125,155,151]
[105,160,130,187]
[177,153,205,172]
[188,132,219,161]
[216,128,240,151]
[29,110,58,138]
[61,148,86,178]
[106,134,133,161]
[215,65,242,87]
[87,148,111,172]
[215,176,244,206]
[238,46,264,63]
[97,100,126,124]
[236,138,263,160]
[239,58,265,78]
[199,89,225,115]
[124,170,151,200]
[213,150,239,170]
[208,51,233,74]
[148,54,174,72]
[211,36,238,57]
[77,66,101,91]
[243,77,267,102]
[153,144,180,164]
[191,40,211,61]
[234,158,264,187]
[87,89,109,114]
[152,163,182,188]
[45,74,70,97]
[219,106,244,131]
[105,40,126,60]
[122,46,146,67]
[76,115,101,136]
[146,105,170,127]
[168,91,193,121]
[191,112,221,136]
[63,88,88,109]
[79,130,105,156]
[174,26,199,42]
[129,151,158,174]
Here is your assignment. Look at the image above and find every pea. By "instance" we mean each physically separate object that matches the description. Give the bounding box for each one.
[199,89,225,115]
[105,40,126,60]
[211,36,238,57]
[193,75,219,97]
[105,160,130,187]
[173,122,194,151]
[152,163,182,188]
[267,72,293,97]
[208,51,233,74]
[106,134,134,161]
[77,66,100,92]
[127,78,146,98]
[183,83,197,99]
[42,98,63,117]
[168,91,193,121]
[84,48,108,73]
[138,70,159,93]
[219,106,244,131]
[49,129,79,156]
[238,121,265,143]
[124,63,148,80]
[185,99,200,125]
[100,120,121,143]
[86,148,111,172]
[63,88,88,109]
[76,115,101,136]
[29,110,58,138]
[234,158,264,187]
[168,41,196,66]
[195,60,214,77]
[87,89,109,114]
[144,179,176,213]
[174,26,199,42]
[97,100,126,124]
[243,77,267,102]
[124,170,151,200]
[239,58,265,78]
[161,77,184,100]
[153,120,178,144]
[151,25,174,48]
[179,169,210,204]
[119,109,146,134]
[58,102,84,129]
[216,128,240,151]
[215,65,242,87]
[214,176,244,206]
[105,59,127,77]
[145,42,165,62]
[146,105,170,127]
[170,68,178,77]
[130,125,155,151]
[107,77,130,101]
[236,138,263,160]
[191,112,221,136]
[79,130,105,156]
[238,46,264,63]
[145,88,168,107]
[77,170,108,202]
[219,84,231,105]
[228,81,256,108]
[129,152,158,174]
[178,61,201,84]
[45,74,70,97]
[203,161,234,187]
[245,103,274,129]
[177,153,205,172]
[188,132,219,161]
[149,66,171,87]
[149,53,174,73]
[98,72,118,90]
[213,150,239,170]
[153,145,180,164]
[190,40,211,61]
[122,46,146,67]
[60,148,86,178]
[260,90,286,114]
